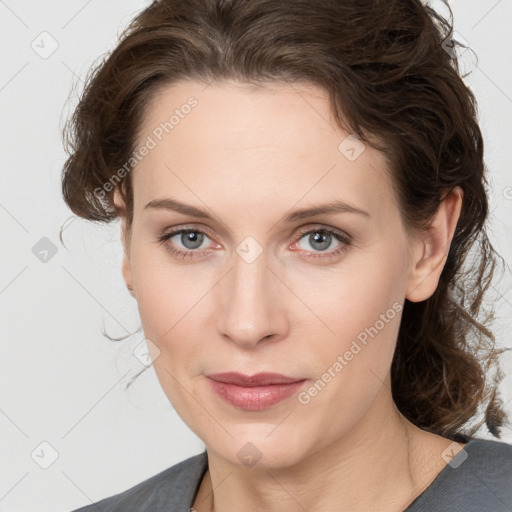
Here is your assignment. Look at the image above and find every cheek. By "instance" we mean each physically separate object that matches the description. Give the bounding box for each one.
[130,248,210,412]
[294,280,403,438]
[288,245,406,336]
[129,245,223,410]
[290,251,405,398]
[306,281,401,391]
[130,240,204,336]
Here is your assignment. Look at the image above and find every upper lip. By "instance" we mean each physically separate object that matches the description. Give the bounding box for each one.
[207,372,305,387]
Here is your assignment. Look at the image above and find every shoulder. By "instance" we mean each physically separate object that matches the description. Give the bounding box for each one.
[68,450,208,512]
[463,437,512,467]
[407,437,512,512]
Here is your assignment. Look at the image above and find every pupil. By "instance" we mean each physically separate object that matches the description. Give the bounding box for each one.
[182,231,203,249]
[310,232,330,251]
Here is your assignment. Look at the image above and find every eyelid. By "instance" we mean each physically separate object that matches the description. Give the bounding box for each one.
[157,224,351,245]
[292,223,351,243]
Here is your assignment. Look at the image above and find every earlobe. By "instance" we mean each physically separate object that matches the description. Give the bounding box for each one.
[122,252,135,298]
[121,235,136,299]
[114,187,136,299]
[406,187,463,303]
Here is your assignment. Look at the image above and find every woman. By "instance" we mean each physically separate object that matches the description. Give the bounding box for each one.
[61,0,512,510]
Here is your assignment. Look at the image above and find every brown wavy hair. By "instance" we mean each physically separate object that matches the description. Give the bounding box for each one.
[61,0,510,441]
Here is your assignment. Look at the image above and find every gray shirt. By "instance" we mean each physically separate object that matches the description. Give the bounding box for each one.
[69,438,512,511]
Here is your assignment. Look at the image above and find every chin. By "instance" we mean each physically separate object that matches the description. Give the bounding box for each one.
[204,428,314,470]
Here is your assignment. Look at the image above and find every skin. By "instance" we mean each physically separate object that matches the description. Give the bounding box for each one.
[115,79,465,512]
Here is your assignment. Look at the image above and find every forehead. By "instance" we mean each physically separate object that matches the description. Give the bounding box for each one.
[131,79,398,225]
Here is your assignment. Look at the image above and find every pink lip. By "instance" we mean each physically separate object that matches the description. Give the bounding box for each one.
[206,372,307,410]
[207,372,303,386]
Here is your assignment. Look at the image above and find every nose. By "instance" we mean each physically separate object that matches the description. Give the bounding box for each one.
[216,250,289,349]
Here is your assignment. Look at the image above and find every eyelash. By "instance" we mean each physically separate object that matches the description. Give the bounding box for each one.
[155,225,351,261]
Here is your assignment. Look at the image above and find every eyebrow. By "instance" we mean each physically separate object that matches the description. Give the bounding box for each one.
[144,197,370,223]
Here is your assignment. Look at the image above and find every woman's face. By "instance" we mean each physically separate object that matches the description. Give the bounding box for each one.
[121,79,422,467]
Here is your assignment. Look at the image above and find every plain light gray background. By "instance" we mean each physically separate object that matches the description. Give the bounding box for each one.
[0,1,511,511]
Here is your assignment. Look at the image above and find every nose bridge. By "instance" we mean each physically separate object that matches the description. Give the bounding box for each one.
[217,244,286,347]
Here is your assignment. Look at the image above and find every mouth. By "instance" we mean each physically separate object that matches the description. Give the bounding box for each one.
[206,372,307,410]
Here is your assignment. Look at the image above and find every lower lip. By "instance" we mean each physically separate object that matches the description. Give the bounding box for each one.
[207,378,307,411]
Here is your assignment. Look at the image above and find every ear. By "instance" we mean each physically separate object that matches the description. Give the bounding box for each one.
[405,186,463,302]
[113,188,136,299]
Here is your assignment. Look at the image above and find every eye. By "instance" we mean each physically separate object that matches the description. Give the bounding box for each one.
[155,226,217,260]
[290,226,351,259]
[154,224,351,261]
